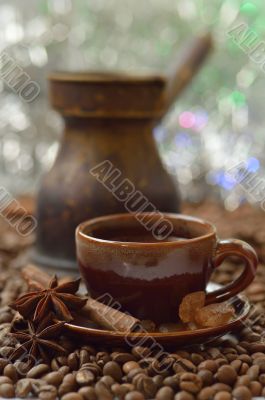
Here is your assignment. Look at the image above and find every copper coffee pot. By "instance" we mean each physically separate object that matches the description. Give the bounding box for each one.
[33,33,213,272]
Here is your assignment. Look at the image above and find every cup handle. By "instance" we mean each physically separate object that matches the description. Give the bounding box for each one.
[205,239,258,305]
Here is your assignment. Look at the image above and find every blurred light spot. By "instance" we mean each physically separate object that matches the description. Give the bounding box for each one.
[224,195,241,211]
[69,26,87,46]
[3,138,20,161]
[174,132,192,146]
[179,111,195,129]
[5,23,24,43]
[230,91,246,107]
[48,0,72,14]
[240,2,258,16]
[52,23,69,42]
[154,126,166,143]
[237,68,255,88]
[247,157,260,172]
[29,46,48,67]
[176,0,196,20]
[178,168,192,184]
[18,153,33,171]
[207,171,236,190]
[220,1,238,26]
[0,5,16,24]
[10,113,29,131]
[194,111,208,131]
[232,106,248,130]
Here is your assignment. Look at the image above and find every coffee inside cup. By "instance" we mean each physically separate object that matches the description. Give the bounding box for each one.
[85,215,210,243]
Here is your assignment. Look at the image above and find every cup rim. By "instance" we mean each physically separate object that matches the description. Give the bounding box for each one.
[76,212,216,248]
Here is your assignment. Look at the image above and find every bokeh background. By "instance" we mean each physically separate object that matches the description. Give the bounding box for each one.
[0,0,265,211]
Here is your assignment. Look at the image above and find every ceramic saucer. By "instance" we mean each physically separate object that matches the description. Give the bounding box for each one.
[64,283,250,347]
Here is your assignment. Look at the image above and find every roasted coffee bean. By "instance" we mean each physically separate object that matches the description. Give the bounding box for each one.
[0,383,15,398]
[123,361,140,374]
[96,351,111,366]
[259,373,265,384]
[189,353,203,365]
[0,358,9,373]
[249,381,262,396]
[78,386,97,400]
[80,362,101,376]
[68,352,79,371]
[232,386,252,400]
[163,374,179,388]
[230,359,242,372]
[215,358,228,367]
[0,346,14,358]
[38,385,57,400]
[247,364,259,380]
[59,366,70,376]
[133,373,157,398]
[211,383,232,392]
[179,372,202,394]
[198,360,218,373]
[27,364,50,378]
[121,383,135,392]
[3,363,18,382]
[76,369,95,386]
[198,386,216,400]
[94,381,112,400]
[0,376,13,386]
[124,391,145,400]
[111,383,130,397]
[235,375,250,387]
[253,356,265,372]
[43,371,64,386]
[99,375,115,387]
[0,312,13,323]
[197,369,213,386]
[155,386,174,400]
[225,353,237,362]
[51,356,68,371]
[175,359,196,373]
[16,378,32,398]
[237,354,250,363]
[103,361,123,382]
[79,349,90,366]
[112,352,136,364]
[214,391,232,400]
[174,391,195,400]
[153,375,164,388]
[132,346,150,359]
[58,375,77,396]
[216,365,237,385]
[127,368,146,382]
[61,393,83,400]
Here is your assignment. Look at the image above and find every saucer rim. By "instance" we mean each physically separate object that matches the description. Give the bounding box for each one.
[65,293,250,339]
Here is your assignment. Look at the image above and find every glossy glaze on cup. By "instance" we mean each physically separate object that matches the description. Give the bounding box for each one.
[76,213,257,324]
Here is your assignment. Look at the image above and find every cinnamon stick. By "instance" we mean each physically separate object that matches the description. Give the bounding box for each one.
[21,265,140,332]
[81,297,139,332]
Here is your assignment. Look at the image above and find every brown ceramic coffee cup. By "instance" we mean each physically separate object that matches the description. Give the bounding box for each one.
[76,213,257,324]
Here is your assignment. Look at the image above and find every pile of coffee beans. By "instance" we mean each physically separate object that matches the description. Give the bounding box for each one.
[184,201,265,264]
[0,203,265,399]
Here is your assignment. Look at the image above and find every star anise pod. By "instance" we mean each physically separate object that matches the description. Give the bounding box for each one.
[9,315,66,365]
[10,275,87,322]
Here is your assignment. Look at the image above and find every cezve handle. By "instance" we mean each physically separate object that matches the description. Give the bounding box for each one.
[162,32,213,117]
